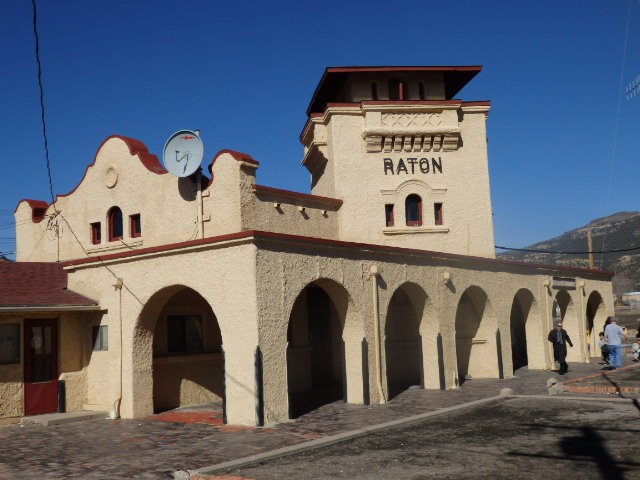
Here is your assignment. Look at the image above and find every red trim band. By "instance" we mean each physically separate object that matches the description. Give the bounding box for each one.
[63,229,615,279]
[252,184,343,207]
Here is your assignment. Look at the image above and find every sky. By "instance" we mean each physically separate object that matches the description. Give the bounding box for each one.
[1,0,639,259]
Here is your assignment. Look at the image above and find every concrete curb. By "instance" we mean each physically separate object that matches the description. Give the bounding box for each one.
[561,362,640,386]
[178,395,507,478]
[512,394,637,403]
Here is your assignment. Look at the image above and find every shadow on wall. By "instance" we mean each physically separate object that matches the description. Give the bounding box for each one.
[437,333,445,389]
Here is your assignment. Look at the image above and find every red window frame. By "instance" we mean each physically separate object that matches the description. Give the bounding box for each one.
[130,214,141,238]
[385,204,395,227]
[108,207,123,241]
[434,203,443,226]
[405,195,423,227]
[90,222,101,245]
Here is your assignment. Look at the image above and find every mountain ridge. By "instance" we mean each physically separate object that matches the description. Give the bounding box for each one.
[496,211,640,294]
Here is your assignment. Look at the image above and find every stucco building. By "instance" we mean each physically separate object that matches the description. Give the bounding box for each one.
[1,66,613,425]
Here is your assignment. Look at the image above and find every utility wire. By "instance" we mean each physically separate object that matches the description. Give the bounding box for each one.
[495,245,640,254]
[32,0,56,207]
[599,0,634,267]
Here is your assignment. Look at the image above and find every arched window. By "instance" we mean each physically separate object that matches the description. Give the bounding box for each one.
[108,207,123,241]
[389,78,407,101]
[405,195,422,226]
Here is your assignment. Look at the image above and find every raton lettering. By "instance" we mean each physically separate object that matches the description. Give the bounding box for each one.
[383,157,443,175]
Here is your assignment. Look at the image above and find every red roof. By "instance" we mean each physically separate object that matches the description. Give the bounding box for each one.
[0,262,98,308]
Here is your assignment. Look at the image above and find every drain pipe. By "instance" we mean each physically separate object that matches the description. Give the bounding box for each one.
[370,265,386,404]
[110,277,123,419]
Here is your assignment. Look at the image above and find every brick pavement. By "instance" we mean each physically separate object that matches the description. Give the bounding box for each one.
[562,361,640,394]
[0,358,638,480]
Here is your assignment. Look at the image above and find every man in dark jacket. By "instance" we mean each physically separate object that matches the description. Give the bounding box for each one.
[547,322,573,374]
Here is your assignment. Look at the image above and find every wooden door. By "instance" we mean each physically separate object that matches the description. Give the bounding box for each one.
[24,319,58,415]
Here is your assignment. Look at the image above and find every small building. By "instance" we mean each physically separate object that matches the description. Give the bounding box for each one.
[621,292,640,310]
[1,66,613,425]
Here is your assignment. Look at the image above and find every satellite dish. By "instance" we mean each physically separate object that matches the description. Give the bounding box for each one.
[163,130,204,177]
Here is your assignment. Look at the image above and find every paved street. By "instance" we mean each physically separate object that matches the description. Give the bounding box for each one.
[223,397,640,480]
[0,359,638,479]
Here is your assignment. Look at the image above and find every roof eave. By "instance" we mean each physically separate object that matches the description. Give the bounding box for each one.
[0,304,102,314]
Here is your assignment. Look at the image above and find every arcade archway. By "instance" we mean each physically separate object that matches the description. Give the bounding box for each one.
[455,286,498,384]
[384,283,425,399]
[286,281,347,418]
[510,289,535,372]
[136,286,223,414]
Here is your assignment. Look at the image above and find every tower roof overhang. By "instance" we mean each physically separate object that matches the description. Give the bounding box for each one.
[306,66,483,116]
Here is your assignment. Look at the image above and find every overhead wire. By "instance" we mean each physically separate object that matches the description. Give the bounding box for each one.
[31,0,56,208]
[499,1,639,267]
[495,244,640,255]
[598,0,635,268]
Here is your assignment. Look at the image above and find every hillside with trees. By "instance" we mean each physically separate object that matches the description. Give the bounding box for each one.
[497,211,640,295]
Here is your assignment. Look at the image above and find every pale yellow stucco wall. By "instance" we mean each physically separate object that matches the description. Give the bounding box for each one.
[0,313,92,424]
[0,316,22,424]
[5,68,616,426]
[302,104,495,258]
[253,238,613,423]
[65,241,260,425]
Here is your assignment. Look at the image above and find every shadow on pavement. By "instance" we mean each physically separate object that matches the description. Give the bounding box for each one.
[509,424,640,480]
[602,373,640,413]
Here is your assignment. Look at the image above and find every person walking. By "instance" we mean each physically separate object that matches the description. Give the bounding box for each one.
[604,316,628,370]
[547,322,573,374]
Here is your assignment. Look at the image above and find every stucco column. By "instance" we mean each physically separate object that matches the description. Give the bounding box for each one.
[496,304,514,379]
[223,341,258,425]
[421,330,441,389]
[343,336,364,404]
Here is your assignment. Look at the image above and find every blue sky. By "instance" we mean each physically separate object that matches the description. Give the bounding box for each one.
[1,0,639,258]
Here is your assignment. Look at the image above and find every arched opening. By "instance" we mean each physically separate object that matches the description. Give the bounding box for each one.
[287,282,346,418]
[553,290,579,362]
[384,284,424,399]
[455,286,498,384]
[107,206,123,241]
[405,194,423,226]
[586,291,604,357]
[510,289,534,372]
[150,287,223,413]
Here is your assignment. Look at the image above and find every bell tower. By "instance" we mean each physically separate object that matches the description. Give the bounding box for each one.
[300,66,495,258]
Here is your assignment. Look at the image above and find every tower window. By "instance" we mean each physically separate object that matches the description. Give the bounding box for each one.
[419,82,426,100]
[434,203,443,225]
[405,195,422,226]
[130,213,141,238]
[371,83,378,100]
[90,222,101,245]
[389,79,407,101]
[108,207,123,241]
[385,204,395,227]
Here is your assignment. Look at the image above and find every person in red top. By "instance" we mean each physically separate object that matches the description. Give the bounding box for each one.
[547,322,573,374]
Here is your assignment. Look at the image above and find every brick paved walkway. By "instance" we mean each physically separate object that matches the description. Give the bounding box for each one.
[562,361,640,394]
[1,358,638,479]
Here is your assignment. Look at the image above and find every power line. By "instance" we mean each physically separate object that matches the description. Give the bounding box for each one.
[495,245,640,255]
[31,0,56,206]
[600,0,635,269]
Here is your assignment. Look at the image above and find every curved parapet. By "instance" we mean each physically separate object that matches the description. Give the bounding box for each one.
[14,199,49,223]
[14,136,166,225]
[56,135,167,202]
